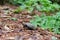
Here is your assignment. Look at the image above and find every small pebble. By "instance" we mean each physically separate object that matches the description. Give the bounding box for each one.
[51,36,57,40]
[23,22,37,30]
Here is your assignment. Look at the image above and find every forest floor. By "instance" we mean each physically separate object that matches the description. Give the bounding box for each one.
[0,5,60,40]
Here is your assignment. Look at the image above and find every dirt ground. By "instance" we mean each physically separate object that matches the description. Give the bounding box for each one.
[0,5,60,40]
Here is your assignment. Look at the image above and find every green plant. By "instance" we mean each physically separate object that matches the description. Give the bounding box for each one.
[13,6,26,13]
[50,0,60,4]
[36,0,60,12]
[9,0,60,13]
[30,12,60,34]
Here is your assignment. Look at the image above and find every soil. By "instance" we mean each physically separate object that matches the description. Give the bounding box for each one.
[0,5,60,40]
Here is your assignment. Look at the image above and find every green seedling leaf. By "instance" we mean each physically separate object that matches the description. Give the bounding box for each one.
[11,18,17,21]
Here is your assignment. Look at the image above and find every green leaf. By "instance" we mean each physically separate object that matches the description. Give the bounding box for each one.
[30,12,60,34]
